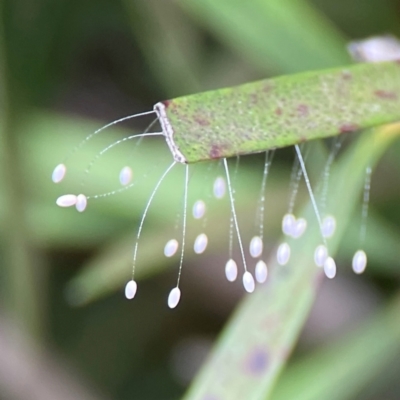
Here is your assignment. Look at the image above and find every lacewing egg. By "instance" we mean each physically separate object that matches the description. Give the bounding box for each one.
[194,233,208,254]
[168,287,181,309]
[164,239,179,257]
[352,250,367,274]
[277,242,291,266]
[323,257,337,279]
[242,271,255,293]
[255,260,268,283]
[76,194,87,212]
[56,194,77,207]
[52,163,67,183]
[125,280,137,300]
[225,259,238,282]
[314,244,328,267]
[249,236,263,258]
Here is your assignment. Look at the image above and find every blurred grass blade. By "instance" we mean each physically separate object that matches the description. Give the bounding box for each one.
[183,124,400,400]
[123,0,202,96]
[0,10,46,339]
[270,294,400,400]
[177,0,350,74]
[66,231,173,306]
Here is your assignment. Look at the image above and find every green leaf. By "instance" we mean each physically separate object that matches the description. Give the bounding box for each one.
[270,294,400,400]
[177,0,350,74]
[123,0,202,97]
[163,61,400,163]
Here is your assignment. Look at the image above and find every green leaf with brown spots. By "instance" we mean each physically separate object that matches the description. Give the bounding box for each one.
[159,61,400,163]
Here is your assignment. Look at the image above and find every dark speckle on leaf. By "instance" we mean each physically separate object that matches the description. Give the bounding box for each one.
[374,90,398,100]
[194,115,210,126]
[340,123,359,133]
[263,82,273,93]
[209,145,222,159]
[299,135,307,143]
[297,104,309,117]
[341,70,352,80]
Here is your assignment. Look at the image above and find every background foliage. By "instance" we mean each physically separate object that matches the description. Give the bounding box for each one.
[1,1,400,399]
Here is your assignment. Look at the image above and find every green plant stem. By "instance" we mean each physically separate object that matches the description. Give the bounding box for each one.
[0,6,45,339]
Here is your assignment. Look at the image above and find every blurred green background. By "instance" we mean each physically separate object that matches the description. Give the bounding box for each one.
[1,1,400,399]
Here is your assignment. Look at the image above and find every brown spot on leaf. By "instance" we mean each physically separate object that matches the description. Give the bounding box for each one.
[263,82,273,93]
[194,115,210,127]
[340,123,359,133]
[297,104,309,117]
[374,90,398,100]
[341,70,352,80]
[275,107,282,116]
[162,100,171,108]
[250,93,259,105]
[299,135,307,143]
[209,145,223,159]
